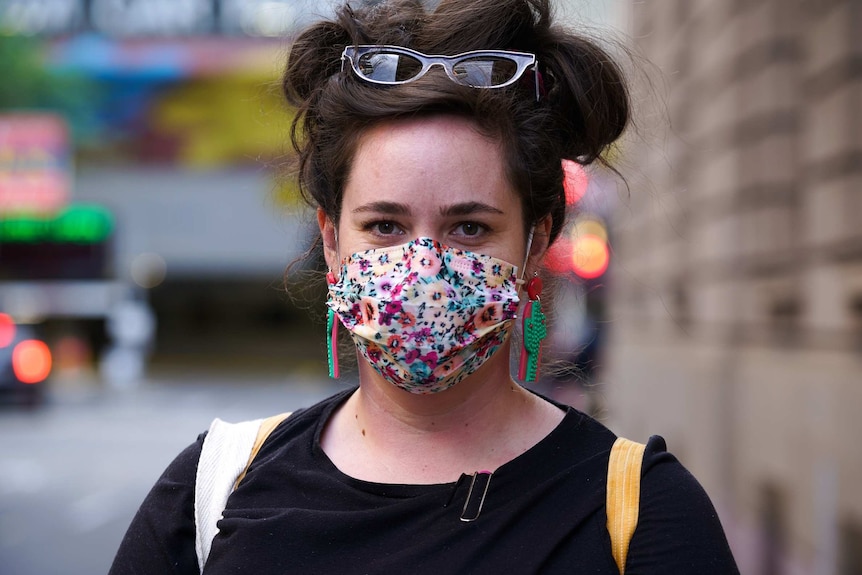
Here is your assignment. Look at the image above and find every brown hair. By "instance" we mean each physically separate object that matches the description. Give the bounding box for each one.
[283,0,629,246]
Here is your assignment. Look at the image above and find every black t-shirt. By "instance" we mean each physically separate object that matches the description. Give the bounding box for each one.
[110,388,739,574]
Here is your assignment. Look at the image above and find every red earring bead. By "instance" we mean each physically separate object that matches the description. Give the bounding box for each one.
[526,275,543,301]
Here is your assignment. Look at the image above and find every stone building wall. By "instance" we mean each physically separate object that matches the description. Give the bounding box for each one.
[605,2,861,573]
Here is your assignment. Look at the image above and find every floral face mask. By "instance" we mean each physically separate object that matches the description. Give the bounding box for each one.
[327,237,521,394]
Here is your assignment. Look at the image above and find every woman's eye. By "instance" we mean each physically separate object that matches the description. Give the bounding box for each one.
[456,222,483,236]
[368,221,401,235]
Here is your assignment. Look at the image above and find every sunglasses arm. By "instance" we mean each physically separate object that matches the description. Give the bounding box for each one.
[534,65,539,102]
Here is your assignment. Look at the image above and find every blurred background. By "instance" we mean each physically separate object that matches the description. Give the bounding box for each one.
[0,1,858,574]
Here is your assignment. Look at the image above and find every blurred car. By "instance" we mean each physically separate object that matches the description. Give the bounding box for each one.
[0,313,52,407]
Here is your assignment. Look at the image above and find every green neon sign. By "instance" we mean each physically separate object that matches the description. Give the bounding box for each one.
[0,204,114,244]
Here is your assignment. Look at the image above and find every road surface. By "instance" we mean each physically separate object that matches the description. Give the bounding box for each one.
[0,375,346,575]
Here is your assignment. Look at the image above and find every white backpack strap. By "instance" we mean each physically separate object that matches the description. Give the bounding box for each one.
[194,417,263,573]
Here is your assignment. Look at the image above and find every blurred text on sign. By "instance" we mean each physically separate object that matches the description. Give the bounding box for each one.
[0,113,71,214]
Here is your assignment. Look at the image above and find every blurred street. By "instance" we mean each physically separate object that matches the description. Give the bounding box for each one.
[1,0,861,572]
[0,375,346,575]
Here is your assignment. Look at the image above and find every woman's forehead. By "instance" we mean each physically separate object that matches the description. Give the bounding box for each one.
[343,116,518,213]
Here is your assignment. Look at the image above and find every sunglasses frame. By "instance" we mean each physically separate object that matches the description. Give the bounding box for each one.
[341,45,541,102]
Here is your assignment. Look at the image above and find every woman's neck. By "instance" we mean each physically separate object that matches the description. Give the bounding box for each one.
[320,346,565,484]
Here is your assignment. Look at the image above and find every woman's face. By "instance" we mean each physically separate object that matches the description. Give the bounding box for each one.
[319,115,547,272]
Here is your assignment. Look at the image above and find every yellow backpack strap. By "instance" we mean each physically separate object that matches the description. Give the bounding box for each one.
[232,412,292,490]
[606,437,646,574]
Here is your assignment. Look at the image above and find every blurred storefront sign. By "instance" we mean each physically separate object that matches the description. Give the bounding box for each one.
[47,32,303,208]
[48,34,296,172]
[0,203,113,243]
[0,0,326,38]
[0,204,114,281]
[0,113,71,213]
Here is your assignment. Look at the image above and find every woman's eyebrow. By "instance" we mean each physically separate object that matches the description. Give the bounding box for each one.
[440,202,504,216]
[352,201,411,215]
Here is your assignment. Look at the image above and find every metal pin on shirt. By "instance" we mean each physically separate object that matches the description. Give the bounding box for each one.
[460,471,493,522]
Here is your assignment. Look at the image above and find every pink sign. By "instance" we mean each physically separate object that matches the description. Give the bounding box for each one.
[0,114,71,213]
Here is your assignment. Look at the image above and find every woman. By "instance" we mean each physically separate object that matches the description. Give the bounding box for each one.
[110,0,739,573]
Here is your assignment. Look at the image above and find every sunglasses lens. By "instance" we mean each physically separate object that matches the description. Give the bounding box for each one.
[451,56,519,87]
[356,52,423,83]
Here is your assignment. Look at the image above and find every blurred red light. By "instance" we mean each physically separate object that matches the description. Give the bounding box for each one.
[543,237,573,274]
[562,160,589,205]
[13,340,52,384]
[0,313,15,347]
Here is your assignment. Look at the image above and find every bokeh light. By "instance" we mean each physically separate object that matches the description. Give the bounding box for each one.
[130,252,167,289]
[562,159,589,205]
[571,234,609,280]
[0,313,16,347]
[12,339,52,384]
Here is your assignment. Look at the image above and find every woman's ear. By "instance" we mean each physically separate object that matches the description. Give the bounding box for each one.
[527,215,553,272]
[317,208,338,270]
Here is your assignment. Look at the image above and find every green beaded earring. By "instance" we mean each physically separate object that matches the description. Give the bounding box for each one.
[326,271,339,379]
[518,274,546,382]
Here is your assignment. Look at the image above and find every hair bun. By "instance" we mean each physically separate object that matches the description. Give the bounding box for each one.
[283,22,351,106]
[536,36,629,165]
